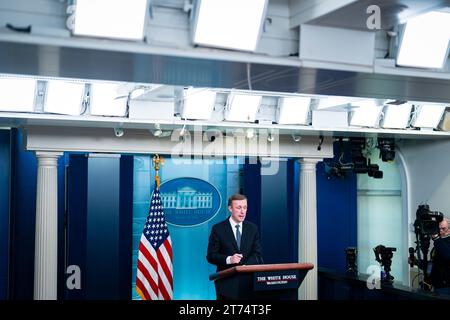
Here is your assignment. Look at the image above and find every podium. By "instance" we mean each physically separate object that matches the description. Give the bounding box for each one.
[209,263,314,300]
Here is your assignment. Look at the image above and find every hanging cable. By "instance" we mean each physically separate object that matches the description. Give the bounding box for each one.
[246,63,252,91]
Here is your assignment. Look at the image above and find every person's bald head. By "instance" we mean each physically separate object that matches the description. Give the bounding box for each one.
[439,218,450,237]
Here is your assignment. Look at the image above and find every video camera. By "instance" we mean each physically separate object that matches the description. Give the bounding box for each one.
[324,137,383,179]
[377,138,395,162]
[414,204,444,236]
[352,160,383,179]
[345,247,357,274]
[374,245,396,283]
[374,245,396,263]
[408,204,444,290]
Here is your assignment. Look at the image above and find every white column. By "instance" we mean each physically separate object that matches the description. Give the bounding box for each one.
[298,158,321,300]
[34,151,62,300]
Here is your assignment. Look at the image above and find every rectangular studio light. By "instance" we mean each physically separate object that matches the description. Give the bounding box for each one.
[276,96,311,125]
[181,88,216,120]
[44,81,85,116]
[381,103,413,129]
[192,0,267,51]
[397,11,450,69]
[316,96,353,110]
[439,110,450,131]
[73,0,148,41]
[90,83,128,117]
[0,78,36,112]
[312,110,348,128]
[350,100,383,127]
[225,93,261,122]
[411,104,446,129]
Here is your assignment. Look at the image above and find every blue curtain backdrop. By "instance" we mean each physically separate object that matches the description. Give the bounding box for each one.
[244,155,356,273]
[0,130,11,299]
[65,154,133,300]
[244,159,299,264]
[317,142,357,273]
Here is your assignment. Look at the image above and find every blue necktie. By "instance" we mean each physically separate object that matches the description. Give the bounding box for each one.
[235,225,241,250]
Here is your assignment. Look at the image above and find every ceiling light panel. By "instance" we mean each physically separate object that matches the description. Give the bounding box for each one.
[276,96,311,125]
[316,96,354,110]
[0,78,36,112]
[411,104,446,128]
[181,88,216,120]
[397,11,450,69]
[192,0,267,51]
[90,83,128,117]
[350,100,383,127]
[73,0,148,41]
[225,93,261,122]
[44,81,85,116]
[381,103,413,129]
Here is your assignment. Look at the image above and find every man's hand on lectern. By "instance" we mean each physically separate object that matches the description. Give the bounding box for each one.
[230,253,243,264]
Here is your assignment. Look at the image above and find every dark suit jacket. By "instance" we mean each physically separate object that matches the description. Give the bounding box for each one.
[206,218,263,272]
[431,236,450,288]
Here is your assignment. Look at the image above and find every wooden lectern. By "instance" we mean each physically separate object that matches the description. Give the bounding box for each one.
[209,263,314,300]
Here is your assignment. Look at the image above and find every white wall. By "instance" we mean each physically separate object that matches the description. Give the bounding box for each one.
[356,138,450,286]
[357,150,406,284]
[398,139,450,246]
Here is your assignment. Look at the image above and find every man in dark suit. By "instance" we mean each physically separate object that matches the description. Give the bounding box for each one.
[207,193,263,278]
[430,218,450,295]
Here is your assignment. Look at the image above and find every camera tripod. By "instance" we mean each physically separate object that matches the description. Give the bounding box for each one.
[410,232,433,291]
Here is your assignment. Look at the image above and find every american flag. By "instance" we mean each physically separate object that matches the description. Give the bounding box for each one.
[136,185,173,300]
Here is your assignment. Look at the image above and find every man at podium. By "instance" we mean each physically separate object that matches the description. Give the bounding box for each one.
[206,193,263,273]
[207,194,312,300]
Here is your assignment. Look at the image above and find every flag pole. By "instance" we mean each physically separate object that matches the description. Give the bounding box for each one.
[152,154,165,188]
